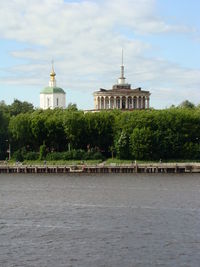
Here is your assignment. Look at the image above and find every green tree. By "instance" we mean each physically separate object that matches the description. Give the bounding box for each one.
[30,110,48,149]
[44,111,67,151]
[130,127,154,160]
[66,103,78,111]
[178,100,195,109]
[63,111,85,149]
[84,111,115,154]
[0,109,10,159]
[9,99,34,116]
[9,113,32,152]
[115,131,130,159]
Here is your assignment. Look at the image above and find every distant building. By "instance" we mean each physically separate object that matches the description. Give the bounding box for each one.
[93,51,150,110]
[40,64,66,109]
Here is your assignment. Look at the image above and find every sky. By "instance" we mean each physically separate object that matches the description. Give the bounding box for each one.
[0,0,200,110]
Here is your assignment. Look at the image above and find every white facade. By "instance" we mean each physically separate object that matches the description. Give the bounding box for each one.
[40,93,66,109]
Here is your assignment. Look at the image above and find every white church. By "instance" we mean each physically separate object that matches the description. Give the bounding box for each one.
[40,64,66,109]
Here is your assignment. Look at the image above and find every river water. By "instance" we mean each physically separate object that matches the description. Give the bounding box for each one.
[0,173,200,267]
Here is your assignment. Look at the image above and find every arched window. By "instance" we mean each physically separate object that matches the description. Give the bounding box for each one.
[105,97,109,109]
[101,97,104,109]
[133,97,137,109]
[138,97,141,109]
[122,97,126,109]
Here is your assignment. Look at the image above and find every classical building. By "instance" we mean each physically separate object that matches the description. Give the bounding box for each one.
[40,64,66,109]
[93,54,150,110]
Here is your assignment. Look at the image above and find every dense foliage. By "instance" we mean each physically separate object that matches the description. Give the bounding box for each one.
[1,99,200,161]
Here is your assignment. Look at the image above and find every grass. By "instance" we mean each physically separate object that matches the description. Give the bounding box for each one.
[105,158,161,165]
[105,158,134,165]
[3,158,200,166]
[22,159,102,166]
[105,158,200,165]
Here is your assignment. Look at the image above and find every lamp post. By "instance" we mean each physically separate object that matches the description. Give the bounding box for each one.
[6,140,11,161]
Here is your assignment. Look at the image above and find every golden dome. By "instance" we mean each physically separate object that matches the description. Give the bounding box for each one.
[50,71,56,77]
[50,60,56,77]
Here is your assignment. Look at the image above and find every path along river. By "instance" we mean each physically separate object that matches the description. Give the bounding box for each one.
[0,173,200,267]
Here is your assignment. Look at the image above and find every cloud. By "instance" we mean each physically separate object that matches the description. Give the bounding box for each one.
[0,0,199,108]
[0,0,194,45]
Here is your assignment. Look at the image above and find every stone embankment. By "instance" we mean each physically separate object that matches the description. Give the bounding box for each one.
[0,163,200,174]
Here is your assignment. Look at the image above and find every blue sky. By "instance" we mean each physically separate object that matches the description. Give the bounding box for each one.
[0,0,200,109]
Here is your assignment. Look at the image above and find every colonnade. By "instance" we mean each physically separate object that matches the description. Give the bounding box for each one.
[95,95,150,110]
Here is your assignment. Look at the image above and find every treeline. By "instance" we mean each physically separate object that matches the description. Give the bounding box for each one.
[1,99,200,161]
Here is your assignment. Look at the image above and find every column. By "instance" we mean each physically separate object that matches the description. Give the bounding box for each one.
[136,97,139,109]
[100,96,103,109]
[132,97,134,109]
[114,97,116,109]
[125,96,128,109]
[147,97,150,109]
[143,97,146,109]
[94,97,96,109]
[120,96,122,109]
[140,96,143,109]
[96,97,98,109]
[108,96,111,109]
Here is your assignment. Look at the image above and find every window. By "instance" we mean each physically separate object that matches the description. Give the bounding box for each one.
[133,97,137,109]
[57,98,59,106]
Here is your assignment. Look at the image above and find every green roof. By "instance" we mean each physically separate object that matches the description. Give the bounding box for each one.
[40,86,65,94]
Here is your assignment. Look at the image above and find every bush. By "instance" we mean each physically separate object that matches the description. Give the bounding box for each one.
[24,151,39,160]
[46,152,63,161]
[62,151,72,160]
[83,149,104,160]
[45,149,104,161]
[91,151,104,160]
[71,149,85,160]
[12,150,24,161]
[46,150,85,160]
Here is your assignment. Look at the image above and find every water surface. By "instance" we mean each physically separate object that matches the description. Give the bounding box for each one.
[0,173,200,266]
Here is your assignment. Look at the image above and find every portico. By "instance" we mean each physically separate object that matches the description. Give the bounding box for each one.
[95,94,150,110]
[93,51,150,110]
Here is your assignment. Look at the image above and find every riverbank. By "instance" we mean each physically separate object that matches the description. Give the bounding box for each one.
[0,162,200,173]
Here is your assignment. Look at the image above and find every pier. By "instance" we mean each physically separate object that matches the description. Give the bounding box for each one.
[0,163,199,174]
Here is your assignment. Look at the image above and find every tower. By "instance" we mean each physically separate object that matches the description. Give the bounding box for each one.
[118,49,126,85]
[40,63,66,109]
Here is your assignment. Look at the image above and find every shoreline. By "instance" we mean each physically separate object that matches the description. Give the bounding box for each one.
[0,162,200,174]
